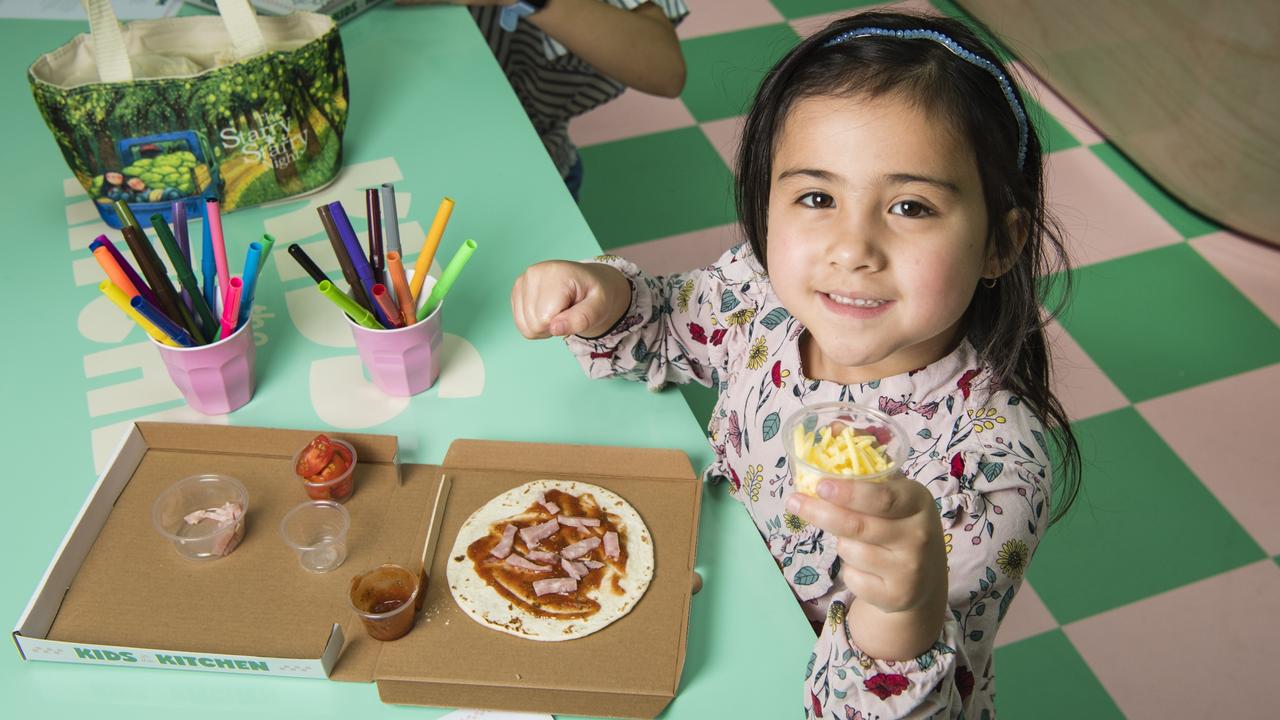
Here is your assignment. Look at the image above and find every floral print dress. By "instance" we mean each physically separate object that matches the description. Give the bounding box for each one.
[564,244,1052,719]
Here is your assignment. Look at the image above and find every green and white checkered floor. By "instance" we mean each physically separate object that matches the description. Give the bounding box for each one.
[569,1,1280,717]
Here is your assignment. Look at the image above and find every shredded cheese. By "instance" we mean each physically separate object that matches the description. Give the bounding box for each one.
[792,424,893,495]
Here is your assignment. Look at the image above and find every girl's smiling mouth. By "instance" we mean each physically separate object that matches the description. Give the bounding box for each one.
[820,291,893,317]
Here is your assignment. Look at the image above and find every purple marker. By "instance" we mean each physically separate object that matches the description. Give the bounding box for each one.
[171,202,193,313]
[327,201,390,328]
[92,234,160,309]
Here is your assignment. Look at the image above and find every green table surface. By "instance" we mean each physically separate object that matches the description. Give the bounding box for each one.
[0,5,813,719]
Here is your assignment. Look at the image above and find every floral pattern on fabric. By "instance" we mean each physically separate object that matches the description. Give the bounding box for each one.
[564,245,1052,718]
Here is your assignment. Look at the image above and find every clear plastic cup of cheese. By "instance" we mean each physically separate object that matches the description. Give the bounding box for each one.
[152,474,249,560]
[782,402,909,496]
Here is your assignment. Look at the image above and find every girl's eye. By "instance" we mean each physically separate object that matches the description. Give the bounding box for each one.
[799,192,835,209]
[890,200,934,218]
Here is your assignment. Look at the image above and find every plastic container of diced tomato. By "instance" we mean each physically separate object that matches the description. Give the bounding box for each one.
[292,437,358,502]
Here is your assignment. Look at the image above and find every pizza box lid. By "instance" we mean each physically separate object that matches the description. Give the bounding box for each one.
[14,422,419,679]
[15,423,701,718]
[366,439,702,719]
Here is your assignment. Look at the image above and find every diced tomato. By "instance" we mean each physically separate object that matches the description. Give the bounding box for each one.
[295,434,337,477]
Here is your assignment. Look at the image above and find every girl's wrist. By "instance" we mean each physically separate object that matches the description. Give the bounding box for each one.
[846,589,948,662]
[578,264,632,339]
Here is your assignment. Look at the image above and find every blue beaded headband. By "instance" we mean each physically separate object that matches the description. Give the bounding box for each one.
[823,27,1029,169]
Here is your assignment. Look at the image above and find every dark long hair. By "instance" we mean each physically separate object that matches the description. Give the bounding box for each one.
[735,11,1080,522]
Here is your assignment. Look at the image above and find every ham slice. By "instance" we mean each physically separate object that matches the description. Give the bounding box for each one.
[581,559,604,569]
[533,577,578,596]
[561,558,588,580]
[560,536,601,560]
[536,493,560,515]
[519,518,560,548]
[490,524,517,559]
[526,550,558,563]
[183,501,241,527]
[558,516,601,528]
[504,554,551,572]
[604,531,620,560]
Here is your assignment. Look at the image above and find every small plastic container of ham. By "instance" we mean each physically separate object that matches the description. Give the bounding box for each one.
[292,439,358,502]
[151,474,248,560]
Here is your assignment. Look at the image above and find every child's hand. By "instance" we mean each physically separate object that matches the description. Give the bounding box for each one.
[511,261,631,339]
[787,475,948,658]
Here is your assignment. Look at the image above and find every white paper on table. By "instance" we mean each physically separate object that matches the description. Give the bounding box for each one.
[439,711,555,720]
[0,0,181,21]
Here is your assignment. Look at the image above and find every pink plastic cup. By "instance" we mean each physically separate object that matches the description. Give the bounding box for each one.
[151,321,256,415]
[346,301,442,397]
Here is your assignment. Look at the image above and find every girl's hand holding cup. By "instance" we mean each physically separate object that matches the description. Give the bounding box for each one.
[783,403,948,660]
[787,472,949,661]
[511,260,631,339]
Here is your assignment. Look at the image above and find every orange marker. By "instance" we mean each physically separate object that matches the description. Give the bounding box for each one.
[410,196,454,303]
[385,251,417,326]
[91,244,141,297]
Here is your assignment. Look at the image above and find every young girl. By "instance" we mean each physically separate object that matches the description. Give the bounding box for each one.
[511,10,1079,718]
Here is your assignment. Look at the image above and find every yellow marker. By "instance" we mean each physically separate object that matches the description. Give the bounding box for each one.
[792,423,893,495]
[98,280,180,346]
[409,196,455,303]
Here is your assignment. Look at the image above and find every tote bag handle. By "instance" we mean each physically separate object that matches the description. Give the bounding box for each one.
[83,0,268,83]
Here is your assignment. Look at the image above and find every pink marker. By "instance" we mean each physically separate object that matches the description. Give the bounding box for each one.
[206,199,230,297]
[219,276,243,340]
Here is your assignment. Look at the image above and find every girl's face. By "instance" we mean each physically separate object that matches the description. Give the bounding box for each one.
[766,93,1001,385]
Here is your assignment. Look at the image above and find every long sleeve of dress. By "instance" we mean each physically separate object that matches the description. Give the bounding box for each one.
[804,400,1053,719]
[564,250,761,392]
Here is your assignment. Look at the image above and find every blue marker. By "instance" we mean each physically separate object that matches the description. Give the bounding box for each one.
[131,295,194,347]
[200,198,218,318]
[237,241,263,328]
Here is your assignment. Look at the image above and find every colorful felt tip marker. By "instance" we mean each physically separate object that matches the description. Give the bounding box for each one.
[366,188,385,281]
[201,198,218,315]
[288,243,330,286]
[255,234,277,287]
[98,280,178,346]
[380,183,401,255]
[385,250,416,327]
[151,214,218,344]
[327,201,389,327]
[172,201,192,313]
[131,294,195,347]
[90,243,141,298]
[93,235,159,308]
[371,283,404,329]
[410,196,455,303]
[207,199,230,299]
[237,242,263,328]
[317,280,383,330]
[418,239,476,321]
[220,276,243,340]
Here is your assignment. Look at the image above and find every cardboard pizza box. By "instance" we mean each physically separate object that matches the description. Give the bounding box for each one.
[14,422,701,719]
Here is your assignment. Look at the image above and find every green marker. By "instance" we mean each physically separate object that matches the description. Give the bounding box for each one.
[417,239,477,321]
[151,214,218,341]
[255,233,277,286]
[114,199,140,230]
[318,280,383,330]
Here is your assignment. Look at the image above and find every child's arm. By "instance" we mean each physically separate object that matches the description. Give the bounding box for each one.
[511,251,745,390]
[790,427,1051,717]
[527,0,686,97]
[405,0,686,97]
